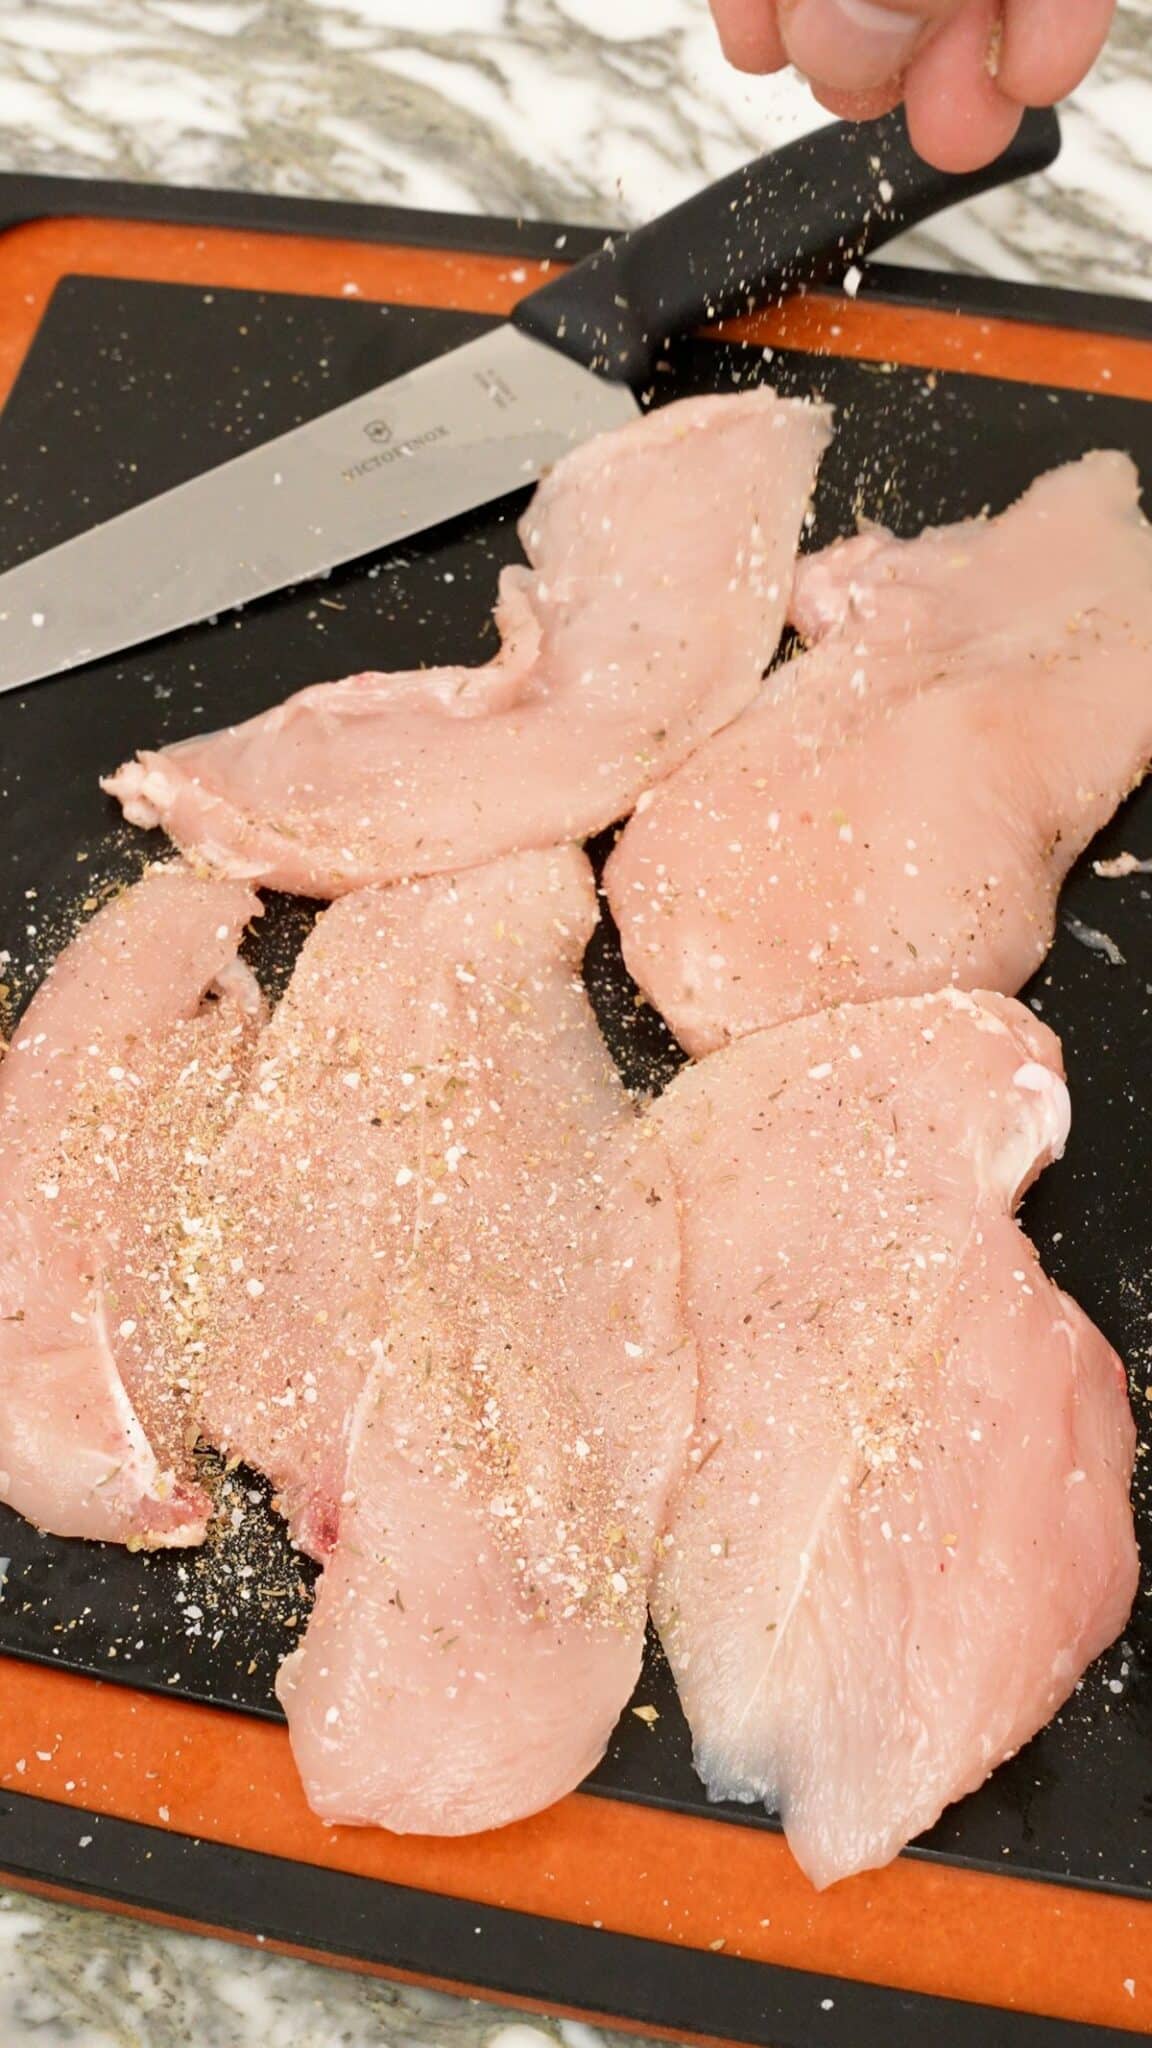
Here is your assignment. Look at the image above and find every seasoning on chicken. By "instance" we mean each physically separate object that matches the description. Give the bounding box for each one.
[194,847,694,1833]
[104,389,831,898]
[0,864,263,1546]
[647,989,1137,1888]
[607,453,1152,1053]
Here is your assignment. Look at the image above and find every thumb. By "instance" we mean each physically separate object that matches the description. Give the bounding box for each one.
[778,0,971,93]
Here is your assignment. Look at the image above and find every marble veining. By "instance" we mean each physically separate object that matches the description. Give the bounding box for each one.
[0,3,1148,2043]
[0,1891,633,2046]
[0,0,1146,294]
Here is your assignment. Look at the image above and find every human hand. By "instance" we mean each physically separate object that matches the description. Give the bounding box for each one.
[708,0,1115,170]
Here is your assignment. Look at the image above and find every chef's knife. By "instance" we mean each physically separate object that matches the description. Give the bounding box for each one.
[0,106,1059,694]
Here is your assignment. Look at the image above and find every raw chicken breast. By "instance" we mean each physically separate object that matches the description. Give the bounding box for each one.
[104,390,831,898]
[647,989,1137,1889]
[607,453,1152,1054]
[0,864,263,1546]
[196,846,693,1833]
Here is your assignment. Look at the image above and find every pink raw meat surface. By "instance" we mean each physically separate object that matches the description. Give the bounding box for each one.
[606,452,1152,1054]
[0,864,263,1546]
[193,846,693,1833]
[103,389,831,898]
[647,988,1137,1889]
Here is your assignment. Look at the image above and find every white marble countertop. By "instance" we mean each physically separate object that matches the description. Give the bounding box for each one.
[0,0,1148,294]
[0,3,1148,2045]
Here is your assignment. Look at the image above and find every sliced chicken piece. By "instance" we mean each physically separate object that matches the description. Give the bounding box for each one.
[0,865,263,1546]
[607,453,1152,1054]
[647,989,1137,1889]
[104,390,831,898]
[195,847,693,1834]
[195,848,637,1558]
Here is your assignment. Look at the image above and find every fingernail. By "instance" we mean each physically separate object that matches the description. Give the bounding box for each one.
[782,0,926,92]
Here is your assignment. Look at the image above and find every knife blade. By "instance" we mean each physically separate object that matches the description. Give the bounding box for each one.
[0,106,1060,695]
[0,328,637,695]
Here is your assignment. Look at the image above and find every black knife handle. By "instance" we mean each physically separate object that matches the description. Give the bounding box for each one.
[511,106,1060,385]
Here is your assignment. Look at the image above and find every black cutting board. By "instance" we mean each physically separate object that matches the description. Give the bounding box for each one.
[0,271,1148,1897]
